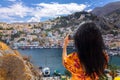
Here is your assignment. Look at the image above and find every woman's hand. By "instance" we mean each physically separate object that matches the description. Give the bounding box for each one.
[62,34,70,62]
[63,34,70,47]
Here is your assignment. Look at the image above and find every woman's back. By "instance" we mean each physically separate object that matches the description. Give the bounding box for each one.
[62,21,108,80]
[63,52,97,80]
[63,52,108,80]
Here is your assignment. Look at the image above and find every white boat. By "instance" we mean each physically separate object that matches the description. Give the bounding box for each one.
[30,46,33,49]
[12,46,18,50]
[42,67,50,77]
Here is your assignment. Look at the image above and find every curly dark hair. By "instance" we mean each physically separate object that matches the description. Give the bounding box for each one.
[74,21,108,79]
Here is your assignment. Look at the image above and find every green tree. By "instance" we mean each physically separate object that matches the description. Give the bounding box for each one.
[64,69,71,77]
[17,38,25,42]
[6,27,13,30]
[108,64,120,79]
[0,32,3,41]
[0,27,4,30]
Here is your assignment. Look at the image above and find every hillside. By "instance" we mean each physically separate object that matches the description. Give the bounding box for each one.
[0,11,117,35]
[0,4,119,47]
[49,11,116,34]
[0,42,42,80]
[105,8,120,28]
[92,1,120,29]
[92,1,120,16]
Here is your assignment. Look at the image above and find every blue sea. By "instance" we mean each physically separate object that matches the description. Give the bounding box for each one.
[18,48,120,75]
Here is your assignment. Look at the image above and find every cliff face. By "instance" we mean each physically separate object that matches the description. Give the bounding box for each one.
[0,42,42,80]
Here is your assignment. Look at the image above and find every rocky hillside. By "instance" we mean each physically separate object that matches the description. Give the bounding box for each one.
[92,1,120,16]
[49,11,116,34]
[0,42,42,80]
[92,1,120,29]
[105,8,120,28]
[0,11,118,39]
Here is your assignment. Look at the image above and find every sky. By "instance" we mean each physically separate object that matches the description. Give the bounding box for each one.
[0,0,119,23]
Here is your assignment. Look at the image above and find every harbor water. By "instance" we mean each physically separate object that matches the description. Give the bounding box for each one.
[18,48,120,75]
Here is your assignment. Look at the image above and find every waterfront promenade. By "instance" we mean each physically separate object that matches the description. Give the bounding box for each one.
[42,76,70,80]
[42,77,60,80]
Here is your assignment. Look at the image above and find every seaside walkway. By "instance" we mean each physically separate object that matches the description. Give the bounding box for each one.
[42,77,60,80]
[42,76,70,80]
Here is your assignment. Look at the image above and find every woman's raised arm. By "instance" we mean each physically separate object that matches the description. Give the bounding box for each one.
[62,34,70,64]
